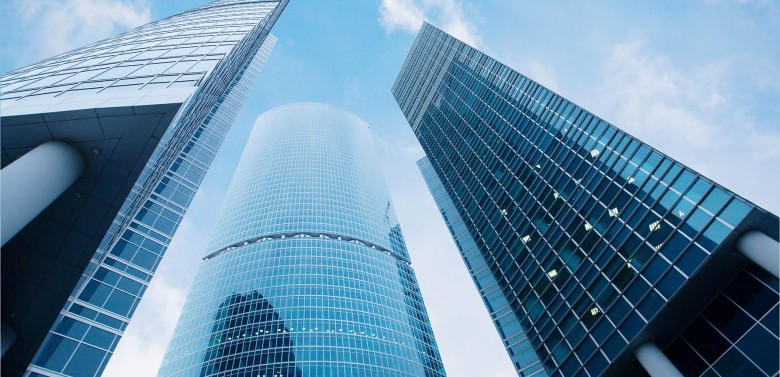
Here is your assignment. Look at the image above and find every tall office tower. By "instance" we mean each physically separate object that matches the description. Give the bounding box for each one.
[0,1,288,376]
[394,23,779,377]
[158,103,446,377]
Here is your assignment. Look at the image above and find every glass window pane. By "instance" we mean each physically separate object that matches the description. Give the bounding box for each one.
[685,178,711,204]
[54,317,89,340]
[719,198,751,227]
[63,344,105,377]
[701,187,730,215]
[83,327,116,349]
[33,335,77,372]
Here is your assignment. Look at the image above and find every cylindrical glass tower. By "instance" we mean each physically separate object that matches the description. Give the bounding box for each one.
[158,103,446,377]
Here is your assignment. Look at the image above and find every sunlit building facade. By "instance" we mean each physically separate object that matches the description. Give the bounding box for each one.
[158,103,446,376]
[394,23,779,377]
[0,1,288,376]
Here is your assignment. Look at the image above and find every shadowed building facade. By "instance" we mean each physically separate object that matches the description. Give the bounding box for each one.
[158,103,446,376]
[0,1,288,376]
[394,23,779,377]
[200,292,302,377]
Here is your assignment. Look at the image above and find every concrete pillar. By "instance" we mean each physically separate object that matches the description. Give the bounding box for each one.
[1,322,15,357]
[737,230,780,278]
[1,141,84,246]
[635,342,683,377]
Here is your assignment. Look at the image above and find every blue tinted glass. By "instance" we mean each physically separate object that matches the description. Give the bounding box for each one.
[8,3,287,376]
[703,296,753,342]
[63,344,104,377]
[700,187,730,215]
[620,311,645,340]
[116,277,143,295]
[641,151,661,173]
[131,249,157,271]
[657,270,685,299]
[83,327,115,349]
[725,273,778,319]
[670,198,695,226]
[643,257,669,285]
[685,178,711,203]
[93,268,120,286]
[392,24,779,377]
[681,208,711,238]
[78,280,112,306]
[699,220,730,251]
[54,317,88,340]
[34,335,77,372]
[763,306,779,335]
[158,104,446,376]
[69,304,98,320]
[677,245,707,275]
[719,198,751,227]
[660,232,691,262]
[96,314,124,330]
[671,170,696,193]
[637,290,665,320]
[103,290,135,316]
[712,348,763,376]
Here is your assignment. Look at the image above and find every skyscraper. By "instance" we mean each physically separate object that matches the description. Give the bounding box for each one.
[158,103,446,376]
[394,23,779,377]
[0,1,288,376]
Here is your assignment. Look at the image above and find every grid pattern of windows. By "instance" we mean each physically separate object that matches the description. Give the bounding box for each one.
[158,103,446,377]
[18,2,288,376]
[393,23,779,377]
[1,2,276,101]
[665,264,779,376]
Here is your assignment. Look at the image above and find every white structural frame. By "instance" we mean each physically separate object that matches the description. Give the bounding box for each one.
[737,230,780,278]
[635,342,683,377]
[1,141,84,246]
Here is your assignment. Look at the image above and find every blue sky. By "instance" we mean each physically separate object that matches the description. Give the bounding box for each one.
[2,0,779,376]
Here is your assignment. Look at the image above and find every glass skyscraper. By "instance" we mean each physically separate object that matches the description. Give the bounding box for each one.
[0,1,288,376]
[394,23,779,377]
[158,103,446,376]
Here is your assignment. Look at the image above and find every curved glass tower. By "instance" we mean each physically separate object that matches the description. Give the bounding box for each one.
[158,103,446,376]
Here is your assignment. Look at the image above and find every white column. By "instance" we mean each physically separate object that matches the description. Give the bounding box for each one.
[737,230,780,278]
[1,322,15,357]
[635,342,683,377]
[1,141,84,246]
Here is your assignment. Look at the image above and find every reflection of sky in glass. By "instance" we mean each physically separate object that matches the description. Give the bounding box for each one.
[394,23,776,377]
[158,103,445,377]
[19,2,284,376]
[1,2,277,101]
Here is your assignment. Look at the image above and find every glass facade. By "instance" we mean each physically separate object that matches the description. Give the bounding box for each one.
[664,264,779,376]
[419,156,546,377]
[158,103,446,377]
[393,23,779,377]
[1,2,288,376]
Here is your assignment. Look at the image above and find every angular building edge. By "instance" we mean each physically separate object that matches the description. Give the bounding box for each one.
[396,22,779,377]
[1,2,288,376]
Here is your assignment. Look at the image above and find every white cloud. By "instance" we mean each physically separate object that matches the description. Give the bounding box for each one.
[593,40,724,150]
[102,276,186,377]
[379,0,426,33]
[13,0,151,60]
[517,58,562,93]
[581,39,780,213]
[379,0,482,48]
